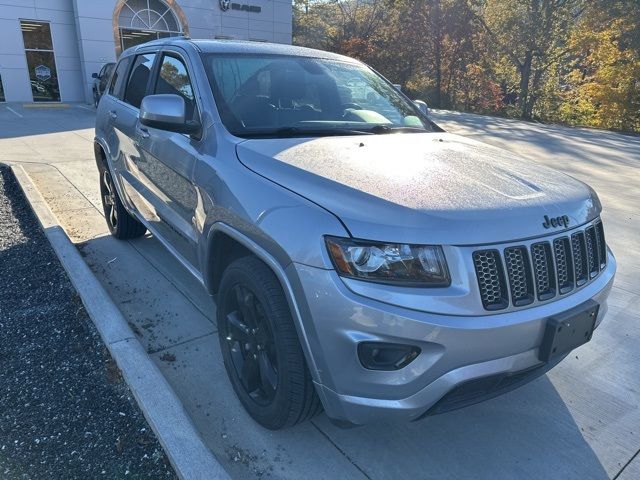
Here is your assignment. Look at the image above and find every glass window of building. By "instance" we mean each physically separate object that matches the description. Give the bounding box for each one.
[20,21,60,102]
[118,0,182,51]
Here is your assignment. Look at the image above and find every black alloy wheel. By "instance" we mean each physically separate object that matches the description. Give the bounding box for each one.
[101,169,118,230]
[224,283,279,405]
[217,256,321,429]
[98,164,146,239]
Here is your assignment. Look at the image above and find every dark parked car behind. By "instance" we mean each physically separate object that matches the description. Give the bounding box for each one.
[92,62,115,107]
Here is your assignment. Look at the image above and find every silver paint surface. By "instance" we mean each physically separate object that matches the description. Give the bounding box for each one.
[237,132,600,245]
[94,37,616,425]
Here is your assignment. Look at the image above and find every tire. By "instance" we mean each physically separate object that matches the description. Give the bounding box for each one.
[93,91,99,108]
[217,256,322,429]
[99,165,146,240]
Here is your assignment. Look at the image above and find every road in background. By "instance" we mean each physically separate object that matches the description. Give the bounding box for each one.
[1,104,638,479]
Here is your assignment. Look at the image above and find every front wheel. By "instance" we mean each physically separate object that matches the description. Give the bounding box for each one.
[217,256,321,429]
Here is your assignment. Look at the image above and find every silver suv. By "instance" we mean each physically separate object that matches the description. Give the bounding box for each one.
[94,38,616,429]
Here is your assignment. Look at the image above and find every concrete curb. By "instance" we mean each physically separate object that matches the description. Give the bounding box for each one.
[12,165,230,480]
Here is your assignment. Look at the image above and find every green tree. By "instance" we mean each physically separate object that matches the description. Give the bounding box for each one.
[473,0,586,119]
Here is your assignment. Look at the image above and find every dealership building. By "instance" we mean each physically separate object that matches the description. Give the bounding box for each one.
[0,0,292,103]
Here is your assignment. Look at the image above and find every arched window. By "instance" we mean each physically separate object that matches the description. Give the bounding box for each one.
[115,0,185,53]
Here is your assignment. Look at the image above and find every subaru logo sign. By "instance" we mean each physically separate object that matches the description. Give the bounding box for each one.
[35,65,51,81]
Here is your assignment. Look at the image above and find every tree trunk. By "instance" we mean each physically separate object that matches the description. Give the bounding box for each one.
[518,50,533,119]
[526,68,544,119]
[433,0,442,108]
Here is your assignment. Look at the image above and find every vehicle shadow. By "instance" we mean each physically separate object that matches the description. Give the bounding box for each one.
[311,374,609,479]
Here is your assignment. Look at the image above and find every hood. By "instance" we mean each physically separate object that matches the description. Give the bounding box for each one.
[236,132,601,245]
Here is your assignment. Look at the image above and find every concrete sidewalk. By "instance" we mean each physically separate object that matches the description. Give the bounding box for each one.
[2,103,639,479]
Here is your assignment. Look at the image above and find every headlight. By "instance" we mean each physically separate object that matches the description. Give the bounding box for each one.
[325,236,450,287]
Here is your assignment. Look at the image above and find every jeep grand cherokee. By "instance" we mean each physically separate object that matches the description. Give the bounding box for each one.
[94,38,616,429]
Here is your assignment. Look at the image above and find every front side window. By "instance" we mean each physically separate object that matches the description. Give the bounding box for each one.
[154,54,196,120]
[201,54,432,138]
[124,53,156,108]
[109,57,132,99]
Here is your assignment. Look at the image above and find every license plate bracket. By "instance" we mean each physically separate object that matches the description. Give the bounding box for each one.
[538,299,599,363]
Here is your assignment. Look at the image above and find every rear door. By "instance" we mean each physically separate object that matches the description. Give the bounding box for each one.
[130,48,201,268]
[109,51,158,217]
[100,56,131,175]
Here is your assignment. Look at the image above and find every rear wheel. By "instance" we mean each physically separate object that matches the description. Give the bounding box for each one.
[217,256,321,429]
[99,167,146,239]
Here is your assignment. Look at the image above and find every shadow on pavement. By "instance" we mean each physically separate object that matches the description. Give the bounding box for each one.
[313,375,608,479]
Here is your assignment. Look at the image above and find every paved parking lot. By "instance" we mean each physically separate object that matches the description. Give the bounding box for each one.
[1,103,639,479]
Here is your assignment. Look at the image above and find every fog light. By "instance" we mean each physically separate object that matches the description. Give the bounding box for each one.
[358,342,420,371]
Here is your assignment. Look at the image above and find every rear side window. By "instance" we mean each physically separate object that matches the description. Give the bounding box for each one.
[108,57,131,99]
[154,54,196,120]
[124,53,156,109]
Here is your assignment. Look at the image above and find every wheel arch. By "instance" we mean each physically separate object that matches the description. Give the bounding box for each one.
[93,139,109,171]
[204,223,325,390]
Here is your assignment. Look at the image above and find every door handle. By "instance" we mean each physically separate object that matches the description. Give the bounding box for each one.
[109,110,117,120]
[136,126,150,139]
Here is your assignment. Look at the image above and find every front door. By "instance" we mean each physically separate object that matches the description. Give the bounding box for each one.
[128,50,200,269]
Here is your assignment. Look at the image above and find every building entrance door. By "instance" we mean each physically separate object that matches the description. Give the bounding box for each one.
[20,21,60,102]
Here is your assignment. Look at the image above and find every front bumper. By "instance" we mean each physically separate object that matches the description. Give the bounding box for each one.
[287,252,616,426]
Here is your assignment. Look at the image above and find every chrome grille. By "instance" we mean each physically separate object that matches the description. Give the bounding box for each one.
[473,220,607,311]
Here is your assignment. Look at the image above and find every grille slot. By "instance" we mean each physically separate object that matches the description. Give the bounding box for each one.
[473,250,508,311]
[531,242,556,300]
[595,221,607,270]
[572,232,588,286]
[585,226,599,278]
[504,246,534,306]
[472,220,607,311]
[553,237,574,294]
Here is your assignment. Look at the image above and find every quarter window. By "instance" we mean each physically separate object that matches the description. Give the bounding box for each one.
[123,53,156,108]
[155,54,196,120]
[109,57,132,99]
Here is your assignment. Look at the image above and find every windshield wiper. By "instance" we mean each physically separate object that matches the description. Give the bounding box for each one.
[367,125,428,134]
[242,126,376,138]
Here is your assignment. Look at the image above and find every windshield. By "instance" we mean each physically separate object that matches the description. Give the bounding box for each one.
[201,53,434,138]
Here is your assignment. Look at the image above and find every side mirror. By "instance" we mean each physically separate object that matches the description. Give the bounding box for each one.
[393,83,402,92]
[139,94,199,134]
[92,72,98,78]
[413,100,429,116]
